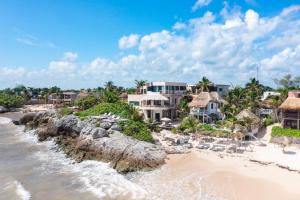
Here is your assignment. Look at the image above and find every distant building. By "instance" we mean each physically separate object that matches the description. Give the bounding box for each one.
[49,92,78,106]
[214,84,230,96]
[279,91,300,129]
[128,81,187,121]
[186,84,230,96]
[261,91,280,101]
[188,92,225,123]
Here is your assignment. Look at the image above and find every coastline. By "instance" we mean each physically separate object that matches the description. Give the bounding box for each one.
[162,151,300,200]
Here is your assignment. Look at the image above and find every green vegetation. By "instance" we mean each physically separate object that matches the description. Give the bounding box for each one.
[75,95,100,110]
[198,123,215,131]
[0,93,25,108]
[263,116,273,126]
[119,120,154,143]
[272,126,300,138]
[76,102,141,121]
[178,116,199,132]
[58,107,73,116]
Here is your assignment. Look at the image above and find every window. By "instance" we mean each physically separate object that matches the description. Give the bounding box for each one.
[154,100,161,106]
[158,86,162,92]
[180,86,186,91]
[175,98,177,105]
[211,103,214,109]
[175,86,180,91]
[219,88,223,92]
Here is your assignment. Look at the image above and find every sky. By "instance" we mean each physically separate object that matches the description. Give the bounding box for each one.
[0,0,300,89]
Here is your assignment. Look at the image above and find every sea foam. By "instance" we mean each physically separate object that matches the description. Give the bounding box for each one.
[0,117,12,125]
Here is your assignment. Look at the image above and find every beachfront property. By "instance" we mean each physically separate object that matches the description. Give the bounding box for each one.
[187,84,230,96]
[48,92,78,106]
[188,92,225,123]
[128,81,187,121]
[280,90,300,129]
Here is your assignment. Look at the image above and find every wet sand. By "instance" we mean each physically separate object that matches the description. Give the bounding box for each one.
[163,151,300,200]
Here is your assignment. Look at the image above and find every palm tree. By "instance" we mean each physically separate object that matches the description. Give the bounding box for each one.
[134,80,147,94]
[104,81,115,91]
[196,77,213,93]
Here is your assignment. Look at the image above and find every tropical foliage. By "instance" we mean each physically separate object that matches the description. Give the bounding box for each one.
[135,80,147,94]
[119,120,154,143]
[272,126,300,138]
[0,93,25,108]
[75,95,100,110]
[196,76,213,92]
[76,102,142,121]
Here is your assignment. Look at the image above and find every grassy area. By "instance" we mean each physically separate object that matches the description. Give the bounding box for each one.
[75,102,141,120]
[58,107,73,116]
[272,126,300,138]
[119,120,154,143]
[0,93,25,108]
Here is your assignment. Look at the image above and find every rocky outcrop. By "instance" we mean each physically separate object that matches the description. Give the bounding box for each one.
[19,112,166,172]
[0,106,8,113]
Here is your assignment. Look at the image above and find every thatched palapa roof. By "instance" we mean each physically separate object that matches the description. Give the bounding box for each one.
[188,92,225,108]
[236,109,260,124]
[279,97,300,110]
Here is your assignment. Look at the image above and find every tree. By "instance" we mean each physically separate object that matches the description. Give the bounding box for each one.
[102,89,120,103]
[134,80,147,94]
[274,74,300,89]
[104,81,115,91]
[196,77,213,93]
[75,95,99,110]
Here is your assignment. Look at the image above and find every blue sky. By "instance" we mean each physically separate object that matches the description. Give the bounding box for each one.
[1,0,300,89]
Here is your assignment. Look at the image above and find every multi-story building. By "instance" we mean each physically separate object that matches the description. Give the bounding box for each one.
[186,84,230,96]
[128,81,187,121]
[48,92,78,106]
[188,92,225,123]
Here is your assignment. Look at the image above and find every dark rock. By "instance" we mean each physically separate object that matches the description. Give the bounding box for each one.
[91,128,108,139]
[0,106,8,113]
[19,112,37,125]
[100,122,112,130]
[110,124,122,131]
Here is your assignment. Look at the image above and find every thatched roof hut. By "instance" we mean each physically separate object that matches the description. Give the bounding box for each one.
[188,92,225,108]
[279,97,300,110]
[236,109,261,124]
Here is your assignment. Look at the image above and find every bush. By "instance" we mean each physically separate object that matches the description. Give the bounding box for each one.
[119,120,154,143]
[198,124,215,131]
[76,102,142,121]
[178,116,199,132]
[0,93,25,108]
[263,116,273,126]
[75,95,99,110]
[58,107,73,116]
[272,126,300,138]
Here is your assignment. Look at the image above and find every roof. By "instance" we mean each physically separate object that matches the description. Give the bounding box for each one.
[279,97,300,110]
[236,109,260,123]
[188,92,225,108]
[77,92,90,97]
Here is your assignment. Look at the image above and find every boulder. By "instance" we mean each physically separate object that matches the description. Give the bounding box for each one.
[100,122,112,130]
[19,112,37,125]
[91,128,108,139]
[0,106,8,113]
[110,124,122,131]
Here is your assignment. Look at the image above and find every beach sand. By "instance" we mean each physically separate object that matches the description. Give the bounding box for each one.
[162,151,300,200]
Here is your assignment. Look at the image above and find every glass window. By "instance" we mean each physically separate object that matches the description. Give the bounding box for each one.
[158,86,162,92]
[211,103,214,109]
[175,86,179,91]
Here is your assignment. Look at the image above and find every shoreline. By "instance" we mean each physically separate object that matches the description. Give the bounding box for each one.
[163,151,300,200]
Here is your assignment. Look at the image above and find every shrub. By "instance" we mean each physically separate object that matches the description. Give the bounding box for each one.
[272,126,300,138]
[58,107,73,116]
[119,120,154,143]
[0,93,25,108]
[178,116,199,132]
[263,116,273,126]
[76,102,142,121]
[75,95,99,110]
[198,124,215,131]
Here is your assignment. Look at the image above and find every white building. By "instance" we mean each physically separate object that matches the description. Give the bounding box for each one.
[128,81,187,121]
[186,84,230,96]
[188,92,225,123]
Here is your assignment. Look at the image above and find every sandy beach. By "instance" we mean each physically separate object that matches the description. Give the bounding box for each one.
[157,151,300,200]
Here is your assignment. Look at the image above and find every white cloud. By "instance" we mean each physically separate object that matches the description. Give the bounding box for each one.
[2,5,300,89]
[192,0,212,12]
[172,22,186,30]
[118,34,140,49]
[16,38,38,46]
